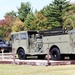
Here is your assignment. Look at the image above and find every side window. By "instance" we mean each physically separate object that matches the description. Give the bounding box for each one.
[20,33,27,39]
[12,34,19,41]
[15,34,19,40]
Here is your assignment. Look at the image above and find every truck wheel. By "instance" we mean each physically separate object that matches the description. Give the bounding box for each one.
[50,48,61,60]
[17,49,25,60]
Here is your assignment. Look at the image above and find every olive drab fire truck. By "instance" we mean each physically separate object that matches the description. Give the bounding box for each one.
[11,28,75,60]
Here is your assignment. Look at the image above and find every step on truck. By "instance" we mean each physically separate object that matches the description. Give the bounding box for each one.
[11,28,75,60]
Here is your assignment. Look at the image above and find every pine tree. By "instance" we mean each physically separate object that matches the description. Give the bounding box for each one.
[18,2,31,22]
[43,0,70,29]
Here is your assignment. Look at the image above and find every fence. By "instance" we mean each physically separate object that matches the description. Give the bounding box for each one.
[0,48,51,65]
[0,48,15,63]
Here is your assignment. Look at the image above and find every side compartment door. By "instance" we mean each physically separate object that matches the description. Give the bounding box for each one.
[71,33,75,53]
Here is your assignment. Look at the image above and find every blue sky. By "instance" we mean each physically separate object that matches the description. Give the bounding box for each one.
[0,0,74,20]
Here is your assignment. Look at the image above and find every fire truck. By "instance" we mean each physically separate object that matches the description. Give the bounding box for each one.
[11,28,75,60]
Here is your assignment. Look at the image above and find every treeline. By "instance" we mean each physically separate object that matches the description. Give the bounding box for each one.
[0,0,75,40]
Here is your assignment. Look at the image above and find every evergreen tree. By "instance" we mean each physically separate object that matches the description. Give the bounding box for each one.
[5,10,17,17]
[43,0,70,29]
[24,12,35,30]
[17,2,31,22]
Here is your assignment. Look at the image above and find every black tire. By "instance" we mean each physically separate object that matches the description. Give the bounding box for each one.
[17,49,25,60]
[50,48,61,60]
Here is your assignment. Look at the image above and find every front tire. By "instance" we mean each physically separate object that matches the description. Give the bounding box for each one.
[17,49,25,60]
[50,48,61,60]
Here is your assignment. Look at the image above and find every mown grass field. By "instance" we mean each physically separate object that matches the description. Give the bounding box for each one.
[0,64,75,75]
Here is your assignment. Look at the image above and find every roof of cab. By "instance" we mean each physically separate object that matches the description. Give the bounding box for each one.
[11,30,38,35]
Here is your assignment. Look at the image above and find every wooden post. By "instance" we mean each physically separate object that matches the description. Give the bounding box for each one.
[47,48,51,66]
[1,48,4,60]
[13,48,15,64]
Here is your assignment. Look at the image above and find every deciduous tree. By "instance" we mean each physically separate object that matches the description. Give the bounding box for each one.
[63,3,75,30]
[12,18,24,32]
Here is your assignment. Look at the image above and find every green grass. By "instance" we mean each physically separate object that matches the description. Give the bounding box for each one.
[0,64,75,75]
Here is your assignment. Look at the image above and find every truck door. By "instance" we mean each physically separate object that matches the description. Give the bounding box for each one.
[28,34,36,53]
[19,33,28,52]
[12,34,20,50]
[71,33,75,53]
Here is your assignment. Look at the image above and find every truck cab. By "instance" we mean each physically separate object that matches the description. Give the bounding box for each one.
[11,31,43,59]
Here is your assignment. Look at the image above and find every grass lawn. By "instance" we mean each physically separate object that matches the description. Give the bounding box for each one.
[0,64,75,75]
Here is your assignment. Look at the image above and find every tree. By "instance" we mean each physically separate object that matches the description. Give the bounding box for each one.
[63,3,75,30]
[1,15,16,40]
[0,25,5,38]
[18,2,31,22]
[24,12,48,30]
[0,20,6,38]
[31,12,48,30]
[12,18,24,32]
[24,13,35,30]
[42,0,71,29]
[5,10,17,17]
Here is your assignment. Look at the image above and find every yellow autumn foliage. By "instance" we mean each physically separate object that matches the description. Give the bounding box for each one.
[12,18,24,32]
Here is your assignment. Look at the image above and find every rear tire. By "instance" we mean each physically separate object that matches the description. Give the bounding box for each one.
[50,48,61,60]
[17,49,25,60]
